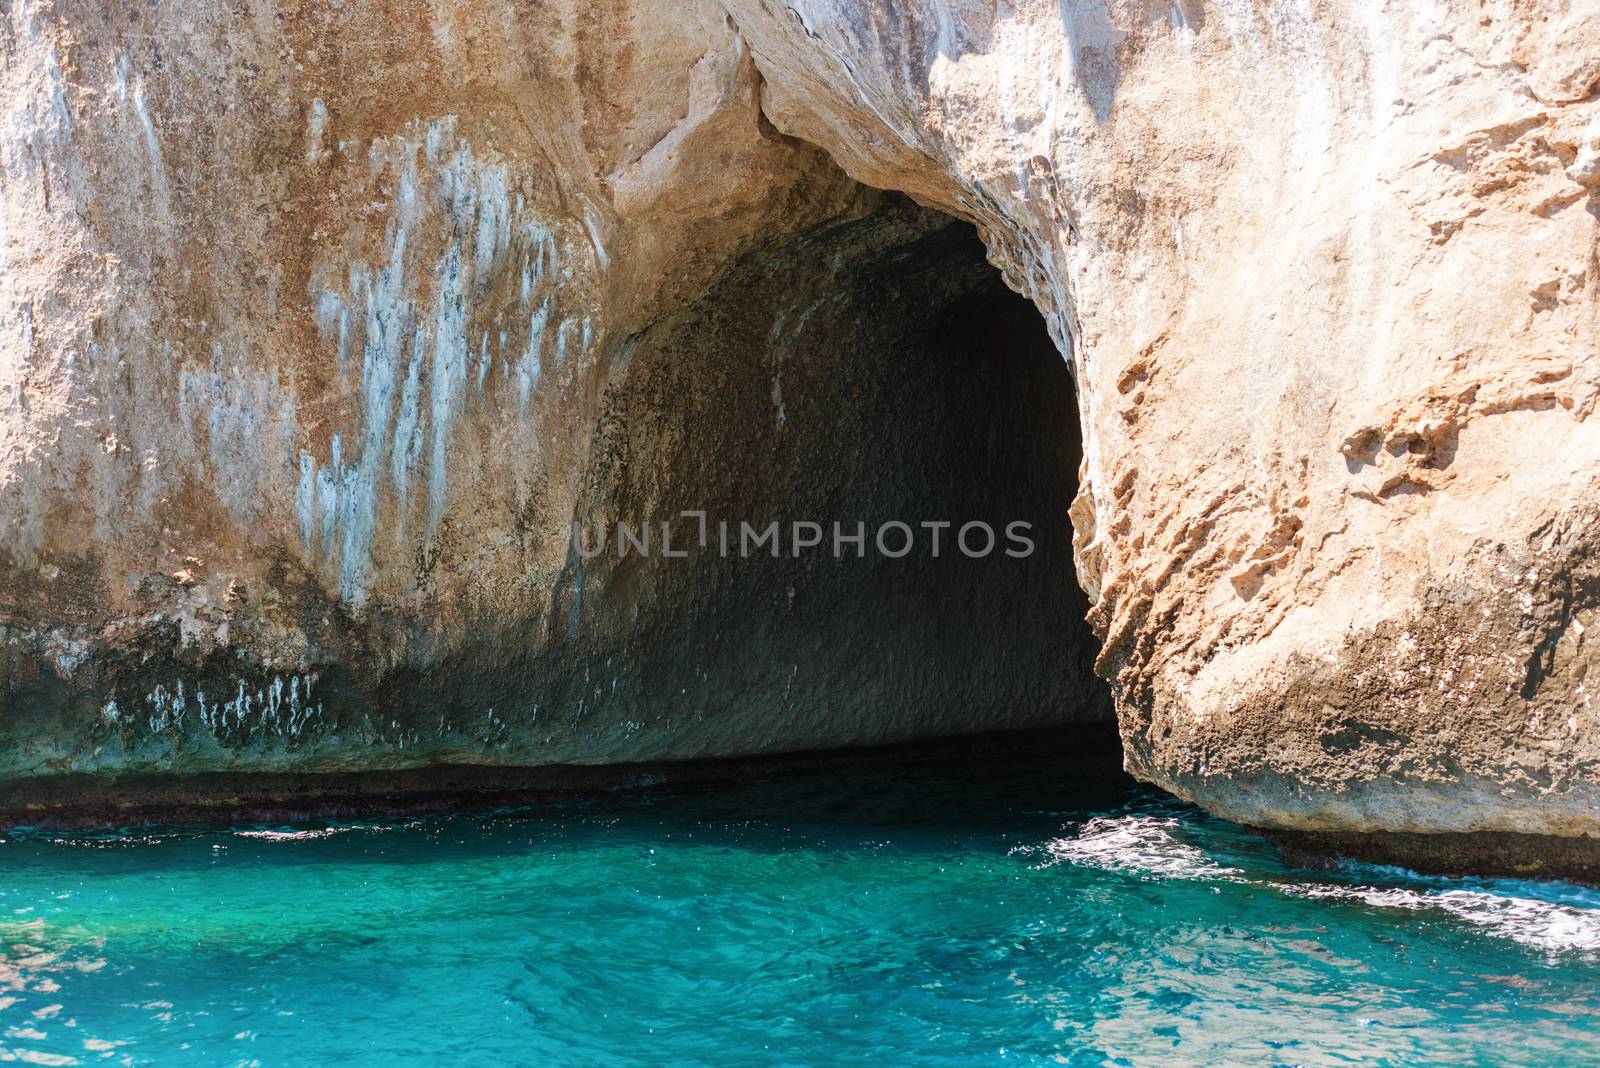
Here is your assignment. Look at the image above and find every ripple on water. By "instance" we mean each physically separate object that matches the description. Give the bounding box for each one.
[1033,802,1600,956]
[1,762,1598,1066]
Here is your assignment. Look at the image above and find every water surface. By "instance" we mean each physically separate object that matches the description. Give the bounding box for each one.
[2,752,1598,1066]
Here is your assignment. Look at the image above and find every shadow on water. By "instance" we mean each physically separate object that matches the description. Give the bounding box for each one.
[3,728,1139,869]
[5,728,1600,1066]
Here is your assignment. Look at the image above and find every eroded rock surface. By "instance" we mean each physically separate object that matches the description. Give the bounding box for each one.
[0,1,1103,806]
[2,0,1598,863]
[726,0,1600,858]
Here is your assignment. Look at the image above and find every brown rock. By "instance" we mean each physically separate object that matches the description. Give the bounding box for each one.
[2,0,1598,873]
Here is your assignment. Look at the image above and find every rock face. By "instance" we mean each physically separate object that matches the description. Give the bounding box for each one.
[723,0,1600,862]
[2,0,1598,865]
[0,2,1104,806]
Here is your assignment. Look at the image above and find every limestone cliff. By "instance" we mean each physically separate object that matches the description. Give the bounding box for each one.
[723,0,1600,858]
[0,1,1105,806]
[2,0,1598,869]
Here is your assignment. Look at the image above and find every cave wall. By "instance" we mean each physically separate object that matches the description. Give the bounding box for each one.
[723,0,1600,853]
[0,0,1103,800]
[558,197,1105,759]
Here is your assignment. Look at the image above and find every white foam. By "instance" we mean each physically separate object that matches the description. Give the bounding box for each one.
[234,822,405,842]
[1289,880,1600,955]
[1032,809,1600,955]
[233,828,343,842]
[1037,812,1243,882]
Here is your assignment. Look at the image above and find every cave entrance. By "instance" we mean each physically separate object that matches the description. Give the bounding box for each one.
[563,193,1113,755]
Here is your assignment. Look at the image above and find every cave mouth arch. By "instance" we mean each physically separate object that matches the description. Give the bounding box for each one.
[561,192,1114,753]
[0,194,1116,824]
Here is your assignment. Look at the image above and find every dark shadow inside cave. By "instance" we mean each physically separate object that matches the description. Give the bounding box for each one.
[0,193,1117,822]
[553,193,1113,755]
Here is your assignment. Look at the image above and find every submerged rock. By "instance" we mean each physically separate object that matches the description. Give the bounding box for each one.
[1,0,1597,872]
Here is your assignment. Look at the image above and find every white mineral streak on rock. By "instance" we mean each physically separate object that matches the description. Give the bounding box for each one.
[519,296,552,411]
[297,118,580,602]
[305,97,329,162]
[178,354,296,522]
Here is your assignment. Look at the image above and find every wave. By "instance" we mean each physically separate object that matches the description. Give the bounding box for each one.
[1026,806,1600,956]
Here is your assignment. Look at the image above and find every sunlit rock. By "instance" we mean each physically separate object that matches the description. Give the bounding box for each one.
[1,0,1597,872]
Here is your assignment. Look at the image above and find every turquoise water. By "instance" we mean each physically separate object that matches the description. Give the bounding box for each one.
[3,754,1600,1067]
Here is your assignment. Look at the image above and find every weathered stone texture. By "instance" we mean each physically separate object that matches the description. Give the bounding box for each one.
[3,0,1599,859]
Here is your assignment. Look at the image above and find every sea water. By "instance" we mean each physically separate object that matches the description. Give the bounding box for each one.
[2,753,1598,1066]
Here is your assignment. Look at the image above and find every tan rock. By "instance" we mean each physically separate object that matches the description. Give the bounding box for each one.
[726,0,1600,857]
[0,0,1104,807]
[1,0,1598,870]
